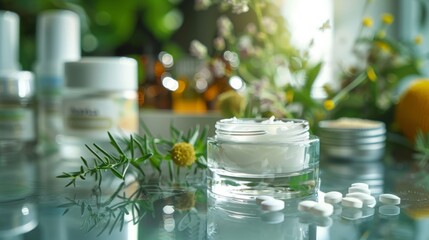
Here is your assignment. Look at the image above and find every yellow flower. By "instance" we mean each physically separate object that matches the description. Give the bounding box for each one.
[362,17,373,27]
[375,41,391,53]
[376,30,386,38]
[286,89,294,102]
[171,142,196,167]
[367,66,377,81]
[382,13,394,25]
[415,35,423,45]
[323,100,335,111]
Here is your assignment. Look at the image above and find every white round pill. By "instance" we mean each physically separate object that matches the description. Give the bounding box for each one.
[256,195,275,205]
[163,205,175,215]
[346,192,376,207]
[298,200,318,212]
[342,197,363,208]
[379,193,401,205]
[261,199,285,212]
[309,202,334,217]
[351,182,369,189]
[324,191,343,204]
[348,186,371,195]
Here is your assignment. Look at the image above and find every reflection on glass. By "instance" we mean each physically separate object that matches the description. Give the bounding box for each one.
[0,150,38,239]
[320,160,385,196]
[206,192,321,240]
[0,151,35,202]
[0,200,37,239]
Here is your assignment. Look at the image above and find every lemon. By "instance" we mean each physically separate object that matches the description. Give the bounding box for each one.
[395,80,429,142]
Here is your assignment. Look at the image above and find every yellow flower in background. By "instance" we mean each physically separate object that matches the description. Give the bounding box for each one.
[323,100,335,111]
[362,17,373,27]
[415,35,423,45]
[286,89,294,102]
[376,30,386,38]
[171,142,196,167]
[382,13,394,25]
[367,66,377,81]
[375,41,391,53]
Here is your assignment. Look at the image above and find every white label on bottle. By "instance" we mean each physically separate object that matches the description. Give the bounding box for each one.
[0,108,35,140]
[63,97,138,139]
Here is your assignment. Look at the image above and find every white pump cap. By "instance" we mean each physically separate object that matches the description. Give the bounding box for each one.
[0,11,20,72]
[36,10,80,64]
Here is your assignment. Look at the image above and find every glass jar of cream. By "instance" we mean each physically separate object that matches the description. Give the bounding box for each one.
[207,117,320,201]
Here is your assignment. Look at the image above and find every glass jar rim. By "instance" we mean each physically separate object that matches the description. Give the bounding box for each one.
[214,117,311,142]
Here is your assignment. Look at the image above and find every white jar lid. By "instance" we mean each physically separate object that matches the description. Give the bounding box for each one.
[65,57,138,90]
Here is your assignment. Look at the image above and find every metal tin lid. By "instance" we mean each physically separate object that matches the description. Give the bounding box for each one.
[65,57,137,91]
[0,71,34,99]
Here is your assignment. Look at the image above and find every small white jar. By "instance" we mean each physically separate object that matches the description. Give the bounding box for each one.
[62,57,138,141]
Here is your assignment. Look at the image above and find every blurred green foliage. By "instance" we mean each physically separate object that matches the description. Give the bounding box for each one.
[0,0,193,70]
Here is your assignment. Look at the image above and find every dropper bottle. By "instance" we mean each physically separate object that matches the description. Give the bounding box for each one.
[0,11,36,152]
[34,10,80,154]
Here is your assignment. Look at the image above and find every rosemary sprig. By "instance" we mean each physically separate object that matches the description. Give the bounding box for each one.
[57,132,153,187]
[57,124,208,187]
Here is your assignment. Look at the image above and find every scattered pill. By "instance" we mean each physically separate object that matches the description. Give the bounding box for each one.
[256,195,275,205]
[298,200,318,212]
[309,203,334,217]
[324,191,343,204]
[379,205,400,216]
[346,192,376,207]
[351,183,369,189]
[379,194,401,205]
[163,205,175,215]
[348,186,371,195]
[342,197,363,209]
[261,199,285,212]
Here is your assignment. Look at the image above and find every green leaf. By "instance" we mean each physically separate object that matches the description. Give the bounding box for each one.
[57,172,73,178]
[188,125,200,145]
[303,62,323,94]
[130,134,135,160]
[81,157,89,168]
[110,168,124,180]
[85,144,107,164]
[108,132,126,156]
[134,153,153,164]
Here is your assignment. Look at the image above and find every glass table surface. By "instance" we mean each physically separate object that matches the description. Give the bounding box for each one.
[1,143,429,240]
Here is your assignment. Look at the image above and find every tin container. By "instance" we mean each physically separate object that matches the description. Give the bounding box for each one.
[318,118,386,161]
